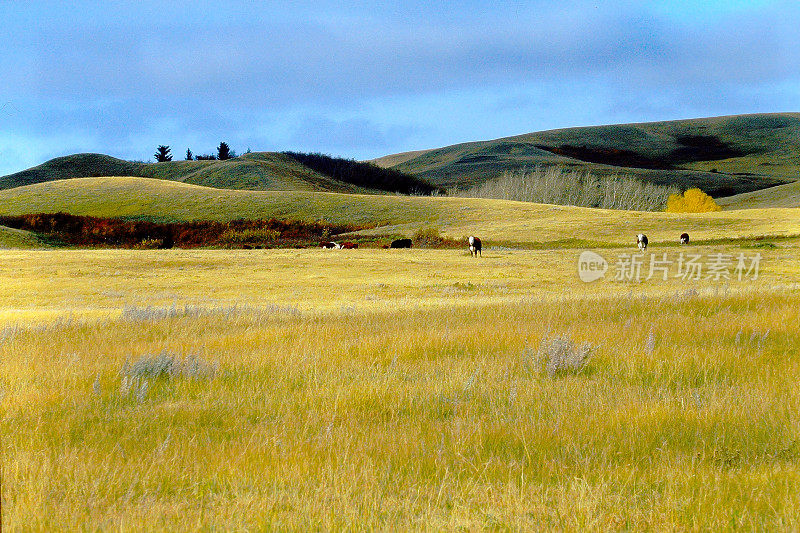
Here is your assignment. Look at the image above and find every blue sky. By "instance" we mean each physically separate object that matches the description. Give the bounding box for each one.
[1,0,799,175]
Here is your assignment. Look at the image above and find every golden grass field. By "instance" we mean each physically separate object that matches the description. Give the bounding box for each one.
[2,226,800,529]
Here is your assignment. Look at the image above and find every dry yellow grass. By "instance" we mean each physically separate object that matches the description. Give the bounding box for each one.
[2,240,800,530]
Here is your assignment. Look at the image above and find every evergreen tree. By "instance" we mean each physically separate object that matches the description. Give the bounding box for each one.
[186,148,193,161]
[154,145,172,162]
[217,142,231,161]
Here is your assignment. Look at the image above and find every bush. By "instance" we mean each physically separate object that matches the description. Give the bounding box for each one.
[665,187,722,212]
[529,334,595,376]
[122,351,218,380]
[217,228,281,247]
[411,227,463,249]
[413,227,444,247]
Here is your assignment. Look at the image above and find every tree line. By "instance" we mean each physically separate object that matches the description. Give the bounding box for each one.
[154,142,241,162]
[282,151,442,195]
[452,166,680,211]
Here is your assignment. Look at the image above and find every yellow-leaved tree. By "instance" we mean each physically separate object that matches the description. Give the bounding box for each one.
[665,188,722,212]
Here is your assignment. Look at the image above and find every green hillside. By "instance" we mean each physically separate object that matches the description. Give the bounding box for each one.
[0,152,398,194]
[2,177,799,246]
[0,225,45,248]
[374,113,800,196]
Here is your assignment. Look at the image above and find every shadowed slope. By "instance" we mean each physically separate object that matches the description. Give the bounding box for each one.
[374,113,800,196]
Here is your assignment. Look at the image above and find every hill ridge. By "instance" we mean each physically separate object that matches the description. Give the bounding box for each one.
[0,151,435,195]
[373,112,800,197]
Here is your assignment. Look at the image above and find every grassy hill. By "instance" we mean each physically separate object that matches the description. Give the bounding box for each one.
[0,152,434,194]
[374,113,800,196]
[1,176,798,246]
[0,225,45,248]
[717,180,800,209]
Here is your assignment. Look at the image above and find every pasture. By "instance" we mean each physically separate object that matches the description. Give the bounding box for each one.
[2,239,800,529]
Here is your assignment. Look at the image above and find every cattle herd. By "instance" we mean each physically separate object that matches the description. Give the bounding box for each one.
[320,232,691,255]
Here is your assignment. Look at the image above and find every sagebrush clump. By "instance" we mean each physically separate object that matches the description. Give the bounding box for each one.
[531,334,596,376]
[122,350,218,380]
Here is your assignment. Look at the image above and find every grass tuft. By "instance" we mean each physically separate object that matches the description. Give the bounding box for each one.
[122,350,218,383]
[531,334,596,376]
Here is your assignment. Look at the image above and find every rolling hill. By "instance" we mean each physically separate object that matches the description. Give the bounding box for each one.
[374,113,800,196]
[717,179,800,209]
[0,225,45,248]
[0,152,436,194]
[1,176,798,246]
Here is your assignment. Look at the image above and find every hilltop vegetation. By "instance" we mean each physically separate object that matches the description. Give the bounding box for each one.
[374,113,800,196]
[0,151,436,195]
[283,151,441,195]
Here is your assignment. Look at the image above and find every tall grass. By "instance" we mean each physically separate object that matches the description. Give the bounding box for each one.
[454,167,679,211]
[2,246,800,529]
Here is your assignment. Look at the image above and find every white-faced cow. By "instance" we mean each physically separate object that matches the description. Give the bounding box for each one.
[637,234,648,251]
[319,241,341,249]
[680,232,690,245]
[468,236,482,257]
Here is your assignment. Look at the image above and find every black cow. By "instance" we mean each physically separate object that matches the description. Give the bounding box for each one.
[390,238,412,249]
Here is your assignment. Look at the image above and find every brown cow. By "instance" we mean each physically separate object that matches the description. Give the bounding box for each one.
[341,242,358,249]
[468,236,482,257]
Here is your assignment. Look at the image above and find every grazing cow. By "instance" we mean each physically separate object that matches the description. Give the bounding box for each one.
[468,236,482,257]
[341,241,358,249]
[637,234,648,251]
[680,232,690,245]
[319,241,340,249]
[390,238,412,249]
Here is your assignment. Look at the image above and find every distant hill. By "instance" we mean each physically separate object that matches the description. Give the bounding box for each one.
[373,113,800,197]
[0,152,436,194]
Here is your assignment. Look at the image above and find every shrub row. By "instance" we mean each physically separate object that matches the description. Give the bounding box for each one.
[283,151,442,195]
[0,213,370,249]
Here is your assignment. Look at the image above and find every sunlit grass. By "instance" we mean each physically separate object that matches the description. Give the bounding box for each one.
[2,243,799,529]
[2,177,800,245]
